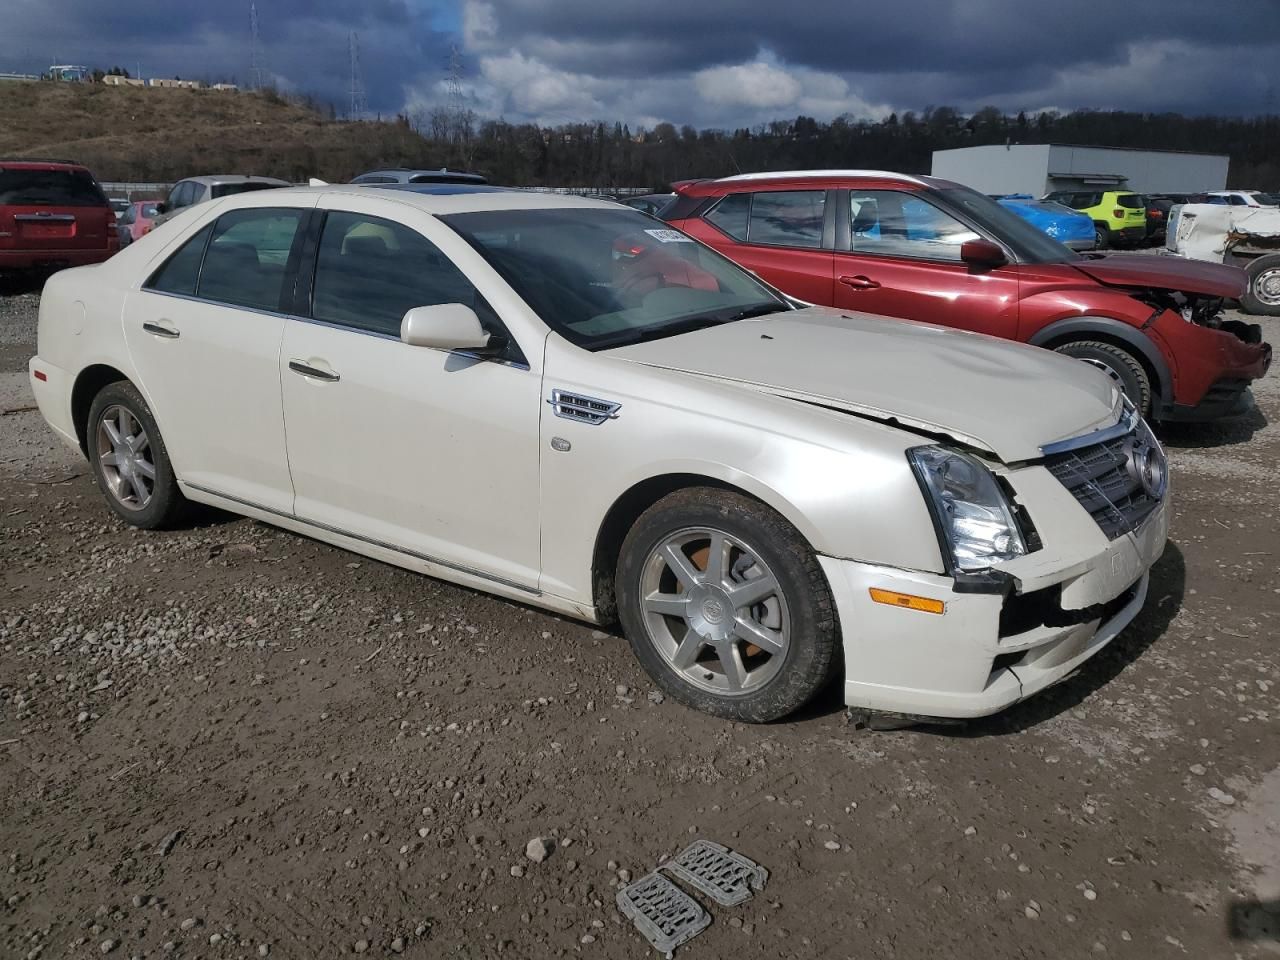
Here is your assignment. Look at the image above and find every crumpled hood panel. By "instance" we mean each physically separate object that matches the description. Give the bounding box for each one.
[1071,253,1247,299]
[610,307,1122,463]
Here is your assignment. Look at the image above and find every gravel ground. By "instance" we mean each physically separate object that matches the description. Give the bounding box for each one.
[1,288,1278,959]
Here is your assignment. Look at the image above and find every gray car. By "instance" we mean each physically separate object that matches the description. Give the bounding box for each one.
[151,175,290,228]
[350,167,487,186]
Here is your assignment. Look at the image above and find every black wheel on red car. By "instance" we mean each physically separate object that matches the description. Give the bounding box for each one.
[1241,254,1280,317]
[1053,340,1152,417]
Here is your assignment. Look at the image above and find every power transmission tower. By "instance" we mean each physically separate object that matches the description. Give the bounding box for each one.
[446,44,465,120]
[348,32,367,120]
[249,0,266,89]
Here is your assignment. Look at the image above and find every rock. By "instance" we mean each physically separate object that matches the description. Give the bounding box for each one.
[615,684,630,696]
[209,933,222,945]
[390,938,405,953]
[354,940,369,953]
[510,864,525,878]
[1208,787,1236,805]
[1189,764,1206,776]
[259,946,270,957]
[581,934,595,944]
[1024,906,1039,919]
[100,940,118,954]
[823,840,841,850]
[525,837,554,862]
[179,919,199,931]
[155,830,183,856]
[963,826,977,836]
[1083,889,1097,901]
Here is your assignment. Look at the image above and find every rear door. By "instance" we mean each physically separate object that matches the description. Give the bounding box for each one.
[830,189,1022,338]
[124,202,314,512]
[0,164,113,257]
[684,189,835,304]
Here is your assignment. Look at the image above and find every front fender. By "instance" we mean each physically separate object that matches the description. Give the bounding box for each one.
[1027,314,1173,407]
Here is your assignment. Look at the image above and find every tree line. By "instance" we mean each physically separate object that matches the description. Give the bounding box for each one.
[410,105,1280,192]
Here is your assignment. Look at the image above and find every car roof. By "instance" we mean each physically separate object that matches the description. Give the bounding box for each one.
[674,169,951,196]
[180,175,292,186]
[213,183,630,215]
[0,158,90,171]
[354,168,487,182]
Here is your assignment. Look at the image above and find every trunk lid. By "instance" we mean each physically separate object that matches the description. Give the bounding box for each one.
[0,164,114,253]
[1071,253,1246,298]
[609,307,1122,463]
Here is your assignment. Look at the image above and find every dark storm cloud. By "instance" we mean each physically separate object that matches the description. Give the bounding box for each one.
[4,0,1279,124]
[4,0,452,115]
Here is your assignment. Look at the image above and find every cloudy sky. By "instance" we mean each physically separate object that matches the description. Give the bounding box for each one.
[5,0,1279,128]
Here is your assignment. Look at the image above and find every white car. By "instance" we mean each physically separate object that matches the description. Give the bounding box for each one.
[28,185,1170,723]
[1204,190,1276,208]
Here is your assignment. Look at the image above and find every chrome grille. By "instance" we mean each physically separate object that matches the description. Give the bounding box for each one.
[1044,427,1164,540]
[548,389,621,425]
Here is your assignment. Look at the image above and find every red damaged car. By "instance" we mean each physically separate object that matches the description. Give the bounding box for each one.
[664,171,1271,420]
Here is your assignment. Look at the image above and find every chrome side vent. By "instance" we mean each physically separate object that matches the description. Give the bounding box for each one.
[548,389,621,425]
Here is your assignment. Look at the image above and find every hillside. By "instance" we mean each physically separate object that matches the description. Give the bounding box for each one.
[0,81,444,182]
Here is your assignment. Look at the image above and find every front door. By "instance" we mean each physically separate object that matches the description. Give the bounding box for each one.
[124,204,311,512]
[279,202,542,589]
[831,189,1022,339]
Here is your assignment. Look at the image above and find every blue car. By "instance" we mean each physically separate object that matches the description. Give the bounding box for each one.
[994,195,1096,250]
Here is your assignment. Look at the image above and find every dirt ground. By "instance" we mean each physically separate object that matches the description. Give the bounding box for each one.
[2,285,1278,960]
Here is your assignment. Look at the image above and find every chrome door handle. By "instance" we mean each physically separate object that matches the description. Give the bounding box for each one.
[839,275,881,290]
[288,359,340,383]
[142,321,180,339]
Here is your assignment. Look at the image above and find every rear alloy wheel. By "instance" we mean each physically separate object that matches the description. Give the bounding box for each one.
[87,380,189,529]
[1093,223,1111,250]
[1053,340,1153,417]
[1241,254,1280,317]
[616,488,840,722]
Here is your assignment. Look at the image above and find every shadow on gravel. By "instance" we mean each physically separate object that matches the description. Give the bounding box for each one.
[921,541,1187,739]
[1158,405,1268,449]
[1228,898,1280,942]
[0,274,46,297]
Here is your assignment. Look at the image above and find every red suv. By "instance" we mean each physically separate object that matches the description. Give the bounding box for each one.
[0,159,118,277]
[665,171,1272,421]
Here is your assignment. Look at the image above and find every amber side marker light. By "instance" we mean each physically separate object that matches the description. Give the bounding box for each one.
[869,588,945,615]
[33,370,47,382]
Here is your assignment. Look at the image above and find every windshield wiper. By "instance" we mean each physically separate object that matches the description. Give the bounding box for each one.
[720,302,788,322]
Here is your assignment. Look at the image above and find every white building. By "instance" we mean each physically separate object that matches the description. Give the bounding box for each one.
[931,144,1229,197]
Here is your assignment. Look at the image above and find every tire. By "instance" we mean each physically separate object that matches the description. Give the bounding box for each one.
[86,380,189,529]
[615,487,840,723]
[1093,223,1111,250]
[1241,254,1280,317]
[1053,340,1152,417]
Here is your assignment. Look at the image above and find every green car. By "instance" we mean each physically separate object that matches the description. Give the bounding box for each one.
[1043,190,1147,249]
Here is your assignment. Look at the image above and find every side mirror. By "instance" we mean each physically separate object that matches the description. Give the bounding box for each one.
[960,238,1007,269]
[401,303,491,351]
[155,202,168,214]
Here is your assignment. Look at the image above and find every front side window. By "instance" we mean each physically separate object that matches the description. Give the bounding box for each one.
[145,223,213,296]
[847,191,978,261]
[311,211,480,337]
[442,207,787,351]
[747,191,825,248]
[196,208,304,311]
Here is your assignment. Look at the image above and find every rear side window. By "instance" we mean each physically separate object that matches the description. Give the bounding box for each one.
[353,175,398,184]
[146,223,214,296]
[196,208,305,311]
[747,191,825,248]
[0,168,107,207]
[705,193,750,240]
[311,211,479,337]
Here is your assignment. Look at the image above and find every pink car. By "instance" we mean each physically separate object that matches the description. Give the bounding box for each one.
[116,200,162,247]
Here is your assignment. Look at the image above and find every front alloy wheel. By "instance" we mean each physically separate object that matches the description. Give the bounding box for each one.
[616,487,840,722]
[639,527,789,697]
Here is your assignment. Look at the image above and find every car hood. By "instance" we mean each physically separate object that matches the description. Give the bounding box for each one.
[1071,253,1246,298]
[609,307,1122,463]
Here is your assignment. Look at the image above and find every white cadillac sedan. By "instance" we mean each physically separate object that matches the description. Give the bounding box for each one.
[28,185,1169,723]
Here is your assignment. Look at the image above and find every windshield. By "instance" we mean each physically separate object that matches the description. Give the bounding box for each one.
[442,207,788,350]
[938,185,1077,264]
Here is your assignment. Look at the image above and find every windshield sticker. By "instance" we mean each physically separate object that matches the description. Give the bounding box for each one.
[643,228,694,243]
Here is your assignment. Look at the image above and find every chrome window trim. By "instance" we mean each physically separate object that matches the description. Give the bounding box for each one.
[183,481,540,595]
[134,288,532,370]
[1039,403,1140,457]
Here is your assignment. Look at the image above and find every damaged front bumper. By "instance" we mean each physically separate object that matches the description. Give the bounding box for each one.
[1146,309,1272,420]
[821,491,1169,720]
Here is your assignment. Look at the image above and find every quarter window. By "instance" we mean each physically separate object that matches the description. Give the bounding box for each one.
[847,191,979,261]
[196,208,305,312]
[747,191,825,248]
[145,223,213,296]
[311,211,481,337]
[705,193,750,241]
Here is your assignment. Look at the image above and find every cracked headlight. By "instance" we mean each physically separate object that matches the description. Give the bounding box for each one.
[908,446,1026,573]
